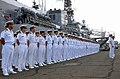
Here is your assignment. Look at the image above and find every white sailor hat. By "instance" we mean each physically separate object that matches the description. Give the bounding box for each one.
[68,34,73,36]
[47,29,52,32]
[6,20,14,24]
[30,25,36,29]
[59,31,63,34]
[54,30,58,32]
[4,20,14,27]
[20,25,27,29]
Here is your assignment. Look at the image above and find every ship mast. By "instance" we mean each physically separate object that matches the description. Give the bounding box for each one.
[64,0,74,24]
[32,0,46,12]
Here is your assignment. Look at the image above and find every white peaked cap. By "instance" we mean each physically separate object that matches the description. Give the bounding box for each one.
[6,20,14,24]
[4,20,14,27]
[19,25,27,29]
[59,31,63,34]
[47,29,52,32]
[20,25,27,27]
[30,25,36,28]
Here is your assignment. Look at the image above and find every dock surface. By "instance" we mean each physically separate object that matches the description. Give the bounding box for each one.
[0,49,120,79]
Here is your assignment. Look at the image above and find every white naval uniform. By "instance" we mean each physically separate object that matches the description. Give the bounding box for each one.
[63,37,68,60]
[58,36,64,61]
[17,32,28,71]
[38,36,46,65]
[69,39,73,59]
[52,35,59,62]
[35,36,40,64]
[108,37,115,59]
[67,38,71,60]
[1,28,14,74]
[27,32,38,68]
[46,34,53,64]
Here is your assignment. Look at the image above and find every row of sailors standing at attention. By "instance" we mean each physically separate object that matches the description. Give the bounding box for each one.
[0,20,100,76]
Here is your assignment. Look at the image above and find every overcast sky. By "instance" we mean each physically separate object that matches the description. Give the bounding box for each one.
[18,0,120,42]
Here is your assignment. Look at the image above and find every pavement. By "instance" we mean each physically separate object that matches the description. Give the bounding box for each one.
[0,48,120,79]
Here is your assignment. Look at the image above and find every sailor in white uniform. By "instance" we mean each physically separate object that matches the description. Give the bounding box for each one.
[46,30,53,64]
[108,35,115,59]
[67,35,71,60]
[63,33,68,61]
[69,35,73,60]
[52,30,59,63]
[27,26,38,69]
[38,31,47,66]
[13,31,19,68]
[58,32,64,61]
[25,31,30,66]
[16,25,29,72]
[1,20,17,76]
[35,31,40,65]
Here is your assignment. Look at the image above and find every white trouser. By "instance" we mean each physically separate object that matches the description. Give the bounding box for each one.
[47,44,52,63]
[109,46,115,58]
[38,45,46,64]
[18,44,28,70]
[2,44,14,73]
[58,44,63,61]
[63,44,68,60]
[13,45,19,67]
[35,47,39,64]
[28,43,37,67]
[52,43,58,62]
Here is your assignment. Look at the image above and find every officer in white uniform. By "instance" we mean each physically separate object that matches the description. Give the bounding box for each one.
[13,32,19,68]
[25,31,30,66]
[46,30,53,64]
[27,26,38,69]
[71,36,75,59]
[17,25,29,72]
[63,33,68,61]
[58,32,64,62]
[38,31,47,66]
[52,30,59,63]
[35,31,40,65]
[1,20,17,76]
[69,35,73,60]
[108,34,115,59]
